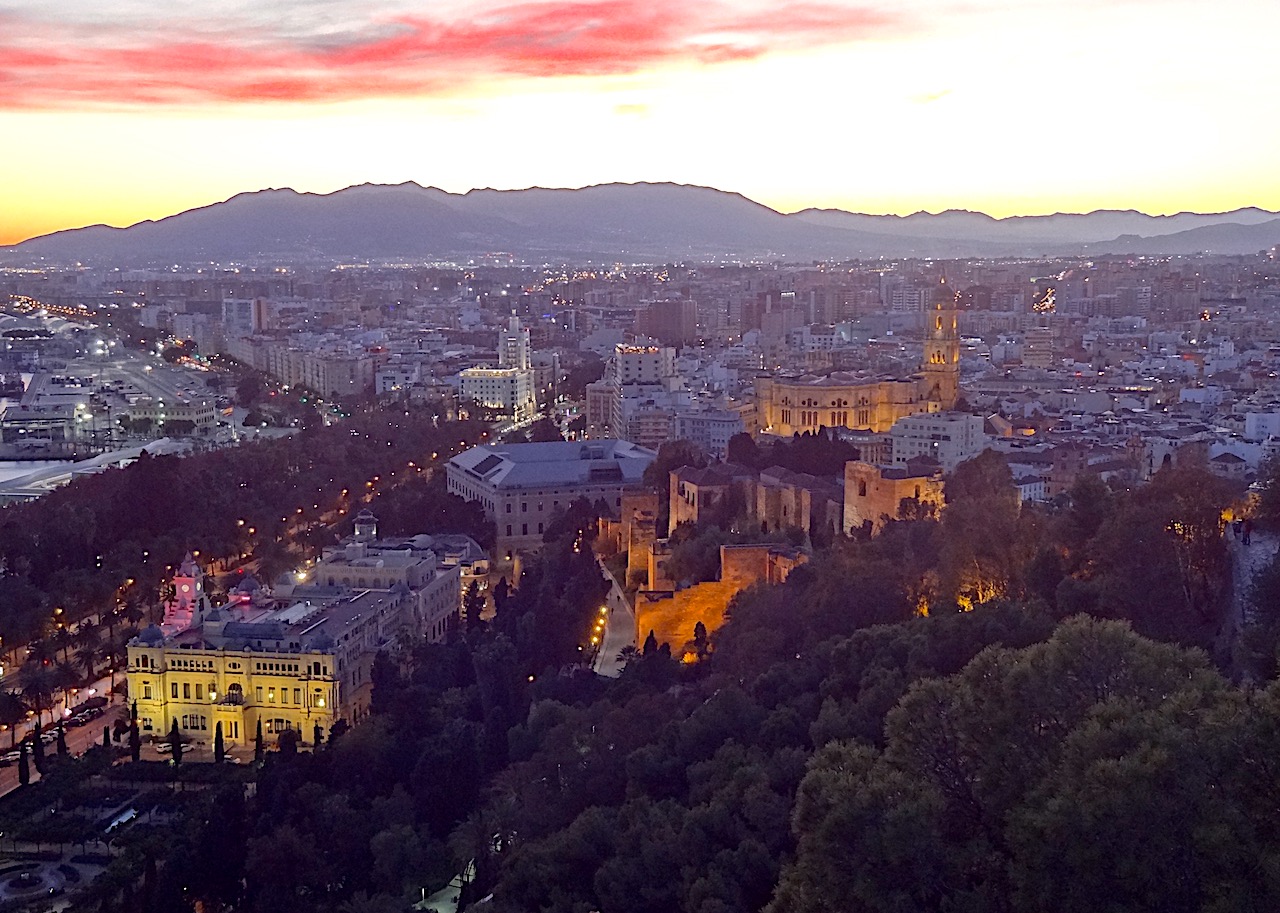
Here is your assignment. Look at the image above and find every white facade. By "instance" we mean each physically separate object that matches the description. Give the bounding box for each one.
[673,409,746,459]
[460,317,536,421]
[460,367,536,421]
[890,412,988,472]
[613,345,677,385]
[498,316,532,369]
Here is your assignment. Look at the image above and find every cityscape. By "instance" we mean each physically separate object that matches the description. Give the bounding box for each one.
[2,0,1280,911]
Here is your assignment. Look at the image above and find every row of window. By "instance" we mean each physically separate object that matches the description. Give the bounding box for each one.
[506,499,560,514]
[505,522,544,537]
[170,658,214,671]
[255,661,326,675]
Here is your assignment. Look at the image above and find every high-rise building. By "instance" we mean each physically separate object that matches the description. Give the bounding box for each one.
[460,317,537,422]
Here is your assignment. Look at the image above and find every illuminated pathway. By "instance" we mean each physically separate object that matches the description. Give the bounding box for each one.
[593,558,635,678]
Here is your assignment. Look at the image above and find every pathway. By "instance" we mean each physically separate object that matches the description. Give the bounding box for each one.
[1222,529,1278,680]
[593,558,636,678]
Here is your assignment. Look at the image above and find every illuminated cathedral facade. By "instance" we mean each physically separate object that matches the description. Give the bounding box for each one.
[755,282,961,437]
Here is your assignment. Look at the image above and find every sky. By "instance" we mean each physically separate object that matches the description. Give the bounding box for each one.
[1,0,1278,245]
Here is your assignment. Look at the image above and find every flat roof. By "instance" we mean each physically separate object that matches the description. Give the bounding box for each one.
[448,439,656,489]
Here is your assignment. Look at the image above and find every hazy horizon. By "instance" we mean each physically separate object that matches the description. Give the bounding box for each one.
[3,0,1278,245]
[5,179,1279,248]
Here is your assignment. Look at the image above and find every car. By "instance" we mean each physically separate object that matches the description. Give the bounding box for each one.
[1,750,20,764]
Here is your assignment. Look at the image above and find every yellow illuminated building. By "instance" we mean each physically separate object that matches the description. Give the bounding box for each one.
[755,282,960,436]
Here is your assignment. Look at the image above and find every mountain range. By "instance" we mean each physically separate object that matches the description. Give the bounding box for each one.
[4,182,1279,265]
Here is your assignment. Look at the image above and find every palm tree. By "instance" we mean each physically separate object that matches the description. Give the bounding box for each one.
[26,638,56,668]
[19,663,55,727]
[0,691,27,748]
[74,619,99,651]
[75,642,98,683]
[52,625,74,664]
[52,662,79,713]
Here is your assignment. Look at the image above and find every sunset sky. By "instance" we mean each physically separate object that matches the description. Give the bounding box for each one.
[2,0,1278,245]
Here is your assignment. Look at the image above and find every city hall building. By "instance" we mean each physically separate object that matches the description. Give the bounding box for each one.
[127,514,469,746]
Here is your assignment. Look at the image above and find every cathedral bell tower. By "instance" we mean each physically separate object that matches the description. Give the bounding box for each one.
[921,278,961,410]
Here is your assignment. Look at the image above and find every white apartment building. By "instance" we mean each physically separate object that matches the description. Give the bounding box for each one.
[889,412,988,472]
[673,409,746,459]
[460,367,536,421]
[459,317,536,421]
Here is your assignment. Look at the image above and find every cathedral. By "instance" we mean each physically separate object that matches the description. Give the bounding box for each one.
[755,280,961,436]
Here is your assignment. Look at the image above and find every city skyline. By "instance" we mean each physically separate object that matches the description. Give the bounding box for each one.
[3,0,1279,245]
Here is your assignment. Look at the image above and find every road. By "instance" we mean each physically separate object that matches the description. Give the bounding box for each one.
[0,701,127,797]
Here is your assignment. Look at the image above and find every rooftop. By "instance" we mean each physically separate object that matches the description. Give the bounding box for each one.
[448,439,656,489]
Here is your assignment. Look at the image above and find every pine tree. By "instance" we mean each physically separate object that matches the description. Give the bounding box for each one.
[254,719,264,764]
[17,744,29,787]
[214,721,225,764]
[169,719,182,767]
[693,621,709,659]
[128,718,141,762]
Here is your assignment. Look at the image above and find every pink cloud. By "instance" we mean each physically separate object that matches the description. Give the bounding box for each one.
[0,0,903,108]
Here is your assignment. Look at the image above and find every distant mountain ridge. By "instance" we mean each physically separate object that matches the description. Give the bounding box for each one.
[4,182,1278,265]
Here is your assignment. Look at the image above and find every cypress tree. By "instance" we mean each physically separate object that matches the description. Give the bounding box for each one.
[214,721,224,764]
[56,721,67,756]
[102,726,110,749]
[169,719,181,767]
[130,700,138,723]
[313,721,323,748]
[17,744,29,786]
[32,720,44,771]
[254,719,264,764]
[128,718,141,762]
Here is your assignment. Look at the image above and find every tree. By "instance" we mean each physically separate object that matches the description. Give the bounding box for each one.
[726,432,761,468]
[643,629,659,656]
[56,721,67,756]
[0,691,26,747]
[313,722,323,748]
[19,662,54,726]
[370,651,400,715]
[254,719,265,764]
[129,717,141,762]
[17,744,29,787]
[102,725,110,749]
[278,727,299,759]
[693,621,709,659]
[32,719,44,771]
[169,719,182,767]
[214,721,225,763]
[463,581,486,633]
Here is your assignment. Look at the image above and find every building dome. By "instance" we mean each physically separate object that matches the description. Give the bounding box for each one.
[231,574,262,594]
[138,624,165,646]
